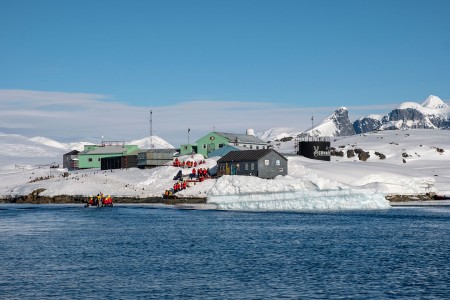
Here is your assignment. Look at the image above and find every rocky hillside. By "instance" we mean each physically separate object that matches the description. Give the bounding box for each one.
[354,95,450,133]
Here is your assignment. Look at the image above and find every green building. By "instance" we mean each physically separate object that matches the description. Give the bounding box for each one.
[179,131,268,158]
[78,144,139,169]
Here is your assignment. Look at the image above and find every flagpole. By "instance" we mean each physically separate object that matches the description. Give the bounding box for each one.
[188,128,190,145]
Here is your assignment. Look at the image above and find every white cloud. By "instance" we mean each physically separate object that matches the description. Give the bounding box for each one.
[0,89,386,146]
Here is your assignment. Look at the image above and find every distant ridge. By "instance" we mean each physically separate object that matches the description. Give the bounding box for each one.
[258,95,449,143]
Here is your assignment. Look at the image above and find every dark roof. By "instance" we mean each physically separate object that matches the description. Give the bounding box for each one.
[217,149,286,163]
[63,150,79,156]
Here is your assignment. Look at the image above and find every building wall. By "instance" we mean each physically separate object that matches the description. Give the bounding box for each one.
[298,141,331,161]
[63,154,79,170]
[101,155,138,170]
[79,153,123,169]
[257,152,288,179]
[137,150,176,168]
[179,144,197,156]
[196,133,229,157]
[78,145,139,169]
[217,152,287,179]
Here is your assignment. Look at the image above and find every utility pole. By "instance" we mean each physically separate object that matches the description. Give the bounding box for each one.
[188,128,190,145]
[149,110,154,149]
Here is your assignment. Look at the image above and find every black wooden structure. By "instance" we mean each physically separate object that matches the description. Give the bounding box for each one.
[101,155,138,170]
[296,137,331,161]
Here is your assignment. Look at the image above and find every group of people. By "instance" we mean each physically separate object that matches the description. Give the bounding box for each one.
[172,158,206,168]
[189,167,210,181]
[172,181,188,193]
[163,157,212,199]
[86,192,113,207]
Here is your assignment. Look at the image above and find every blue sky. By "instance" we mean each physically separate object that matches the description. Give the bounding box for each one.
[0,0,449,144]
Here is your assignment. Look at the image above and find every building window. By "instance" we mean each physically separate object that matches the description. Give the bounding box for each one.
[256,146,259,149]
[203,144,207,149]
[245,163,248,171]
[184,146,188,150]
[251,163,255,170]
[98,158,100,161]
[88,158,92,162]
[250,145,253,149]
[243,145,246,147]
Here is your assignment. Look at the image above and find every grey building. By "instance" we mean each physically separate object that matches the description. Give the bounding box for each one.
[63,150,79,170]
[137,149,178,169]
[217,149,288,179]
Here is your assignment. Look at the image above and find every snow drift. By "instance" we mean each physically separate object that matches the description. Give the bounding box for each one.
[207,175,390,211]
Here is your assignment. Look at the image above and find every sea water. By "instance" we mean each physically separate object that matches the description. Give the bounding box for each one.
[0,204,449,299]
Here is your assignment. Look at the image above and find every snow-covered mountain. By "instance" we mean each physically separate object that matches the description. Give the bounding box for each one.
[422,95,448,109]
[354,95,450,133]
[129,136,174,149]
[255,127,302,141]
[0,133,174,162]
[302,107,355,137]
[258,107,356,142]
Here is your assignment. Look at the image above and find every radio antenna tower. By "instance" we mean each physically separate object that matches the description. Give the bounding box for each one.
[149,110,154,149]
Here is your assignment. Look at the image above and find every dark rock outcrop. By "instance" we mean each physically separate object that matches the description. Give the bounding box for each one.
[354,117,383,134]
[347,149,355,158]
[334,107,356,136]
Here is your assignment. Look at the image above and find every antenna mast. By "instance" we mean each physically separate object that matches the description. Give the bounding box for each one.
[150,110,154,149]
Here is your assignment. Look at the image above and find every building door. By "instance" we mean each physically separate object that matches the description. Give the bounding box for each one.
[231,165,237,175]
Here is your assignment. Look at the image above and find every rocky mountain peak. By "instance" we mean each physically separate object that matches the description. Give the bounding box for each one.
[421,95,448,109]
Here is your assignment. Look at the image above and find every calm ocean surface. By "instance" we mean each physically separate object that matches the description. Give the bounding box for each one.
[0,204,449,299]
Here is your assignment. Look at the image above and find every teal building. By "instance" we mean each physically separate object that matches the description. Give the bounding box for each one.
[179,131,268,158]
[78,144,139,169]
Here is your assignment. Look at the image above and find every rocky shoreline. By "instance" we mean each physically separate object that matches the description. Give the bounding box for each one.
[0,191,443,205]
[0,192,207,205]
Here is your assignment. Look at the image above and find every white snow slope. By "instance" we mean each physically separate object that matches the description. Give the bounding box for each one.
[1,129,449,211]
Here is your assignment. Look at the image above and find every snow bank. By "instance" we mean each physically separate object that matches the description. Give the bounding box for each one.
[207,176,390,211]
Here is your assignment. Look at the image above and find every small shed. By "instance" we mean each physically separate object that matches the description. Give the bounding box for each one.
[137,148,178,168]
[217,149,288,179]
[63,150,79,170]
